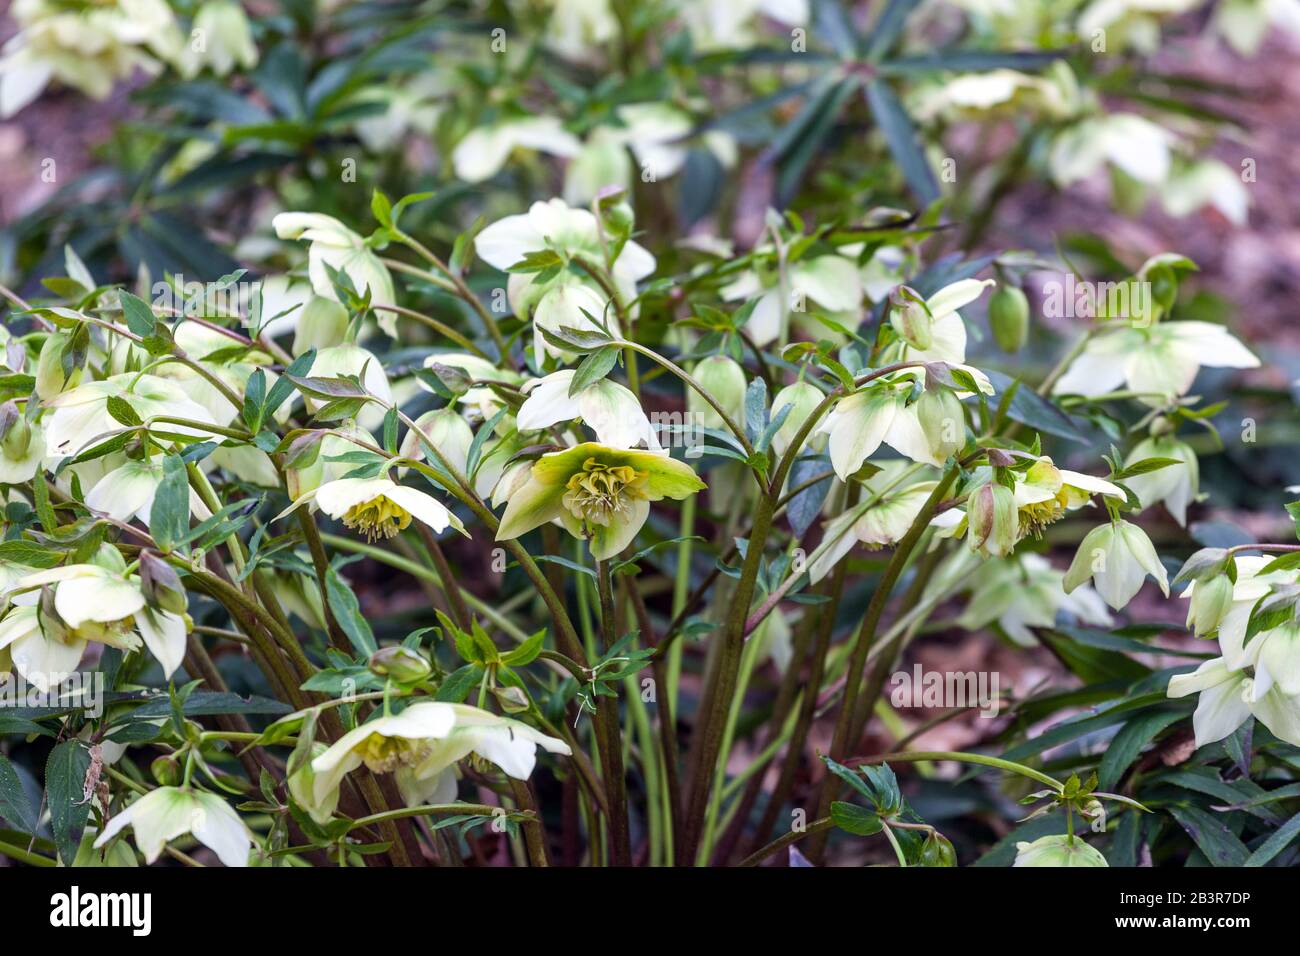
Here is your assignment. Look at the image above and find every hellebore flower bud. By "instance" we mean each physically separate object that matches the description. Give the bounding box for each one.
[1186,573,1233,638]
[687,356,748,431]
[888,286,933,351]
[139,552,189,616]
[1013,834,1108,867]
[368,646,433,683]
[988,285,1029,353]
[968,482,1018,557]
[920,831,957,867]
[151,755,183,787]
[916,388,965,462]
[0,402,32,459]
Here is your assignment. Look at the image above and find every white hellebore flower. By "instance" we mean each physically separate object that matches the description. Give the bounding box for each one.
[1160,160,1250,225]
[475,199,656,362]
[722,255,863,347]
[1167,653,1300,749]
[452,116,580,183]
[95,787,252,867]
[1052,320,1258,405]
[43,373,216,460]
[955,553,1113,646]
[272,213,397,336]
[517,369,661,450]
[280,476,465,542]
[1064,520,1169,611]
[12,564,189,683]
[83,457,209,527]
[296,702,571,823]
[1050,112,1173,187]
[0,0,183,117]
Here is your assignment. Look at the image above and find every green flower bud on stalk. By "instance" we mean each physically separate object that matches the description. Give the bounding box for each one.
[368,646,433,683]
[151,754,183,787]
[1149,264,1178,314]
[1186,573,1233,638]
[888,286,933,351]
[988,285,1029,353]
[293,296,351,356]
[919,831,957,867]
[0,402,31,459]
[969,482,1018,557]
[687,356,747,431]
[916,387,965,462]
[1013,834,1108,867]
[140,552,189,616]
[36,333,73,400]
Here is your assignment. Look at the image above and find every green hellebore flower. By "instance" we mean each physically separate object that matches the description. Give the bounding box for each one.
[496,442,706,561]
[687,356,748,432]
[1013,834,1108,867]
[1186,573,1233,637]
[769,381,826,457]
[1063,520,1170,611]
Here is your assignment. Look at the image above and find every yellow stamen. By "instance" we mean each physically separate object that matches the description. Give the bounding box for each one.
[561,458,649,528]
[343,495,412,541]
[355,734,431,773]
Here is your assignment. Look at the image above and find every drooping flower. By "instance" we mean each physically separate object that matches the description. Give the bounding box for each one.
[0,0,183,117]
[418,352,524,421]
[517,369,661,450]
[1123,435,1199,526]
[400,407,475,474]
[174,0,258,78]
[955,553,1114,646]
[1167,655,1300,748]
[11,563,189,683]
[293,702,571,823]
[809,464,940,583]
[475,199,655,363]
[94,786,253,867]
[496,443,705,561]
[722,255,864,347]
[1050,113,1174,188]
[272,213,397,336]
[279,476,465,541]
[769,381,827,457]
[1063,520,1169,611]
[1013,834,1108,867]
[1012,458,1125,538]
[818,372,990,480]
[686,356,748,433]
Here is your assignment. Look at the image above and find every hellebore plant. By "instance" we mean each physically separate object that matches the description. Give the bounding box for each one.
[0,139,1291,874]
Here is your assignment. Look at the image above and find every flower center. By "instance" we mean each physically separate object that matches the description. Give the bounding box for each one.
[72,616,141,650]
[356,734,431,774]
[343,495,412,541]
[561,458,649,527]
[1018,490,1068,537]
